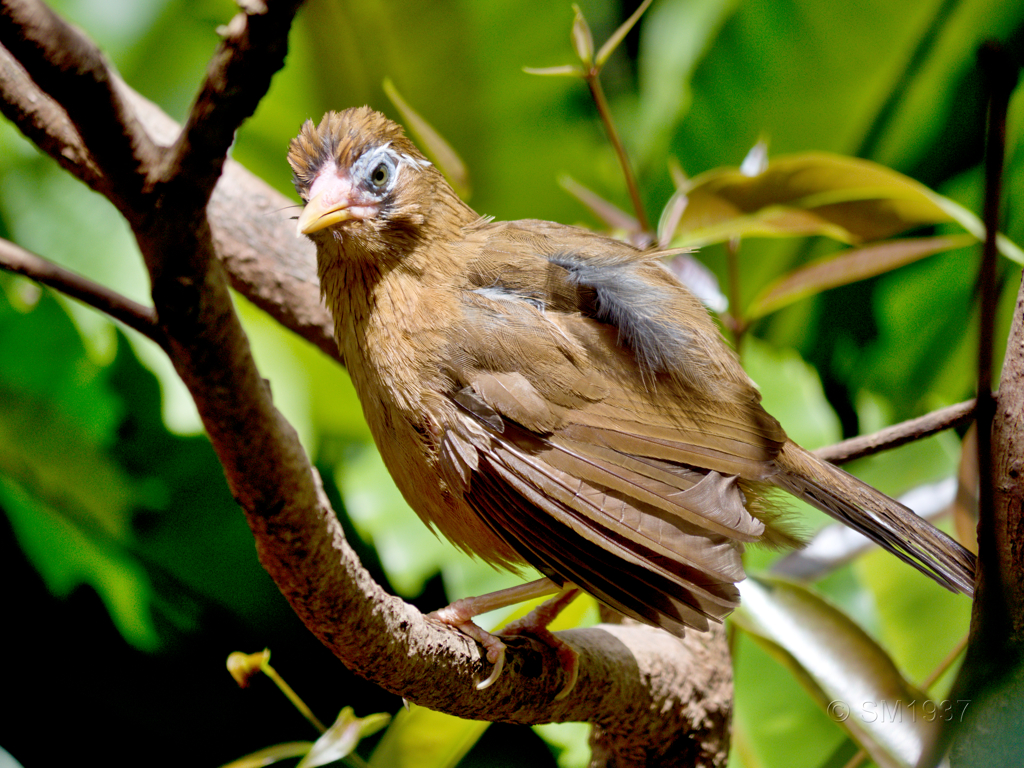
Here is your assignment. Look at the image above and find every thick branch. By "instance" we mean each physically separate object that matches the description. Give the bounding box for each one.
[0,40,338,360]
[0,237,163,344]
[0,0,157,200]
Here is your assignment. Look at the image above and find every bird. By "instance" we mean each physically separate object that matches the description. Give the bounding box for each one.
[288,106,976,688]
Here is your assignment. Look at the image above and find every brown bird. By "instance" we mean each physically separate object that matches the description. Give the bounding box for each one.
[288,107,975,686]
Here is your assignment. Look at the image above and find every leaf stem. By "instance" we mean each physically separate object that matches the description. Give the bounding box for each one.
[584,70,651,233]
[921,633,969,690]
[726,236,746,349]
[261,660,328,734]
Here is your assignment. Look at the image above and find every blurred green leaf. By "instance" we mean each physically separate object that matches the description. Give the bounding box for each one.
[533,722,592,768]
[383,78,471,199]
[742,336,841,452]
[337,441,452,597]
[369,705,489,768]
[0,475,160,650]
[748,234,977,319]
[734,575,937,768]
[595,0,652,67]
[337,440,526,604]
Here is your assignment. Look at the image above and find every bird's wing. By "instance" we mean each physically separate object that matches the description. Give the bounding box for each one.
[434,221,792,634]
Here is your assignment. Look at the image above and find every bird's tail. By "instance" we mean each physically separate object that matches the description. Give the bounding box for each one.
[773,443,976,596]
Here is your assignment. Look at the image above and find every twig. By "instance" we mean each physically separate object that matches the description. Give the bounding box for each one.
[935,42,1022,768]
[0,237,164,345]
[814,398,976,465]
[161,0,303,202]
[0,2,731,756]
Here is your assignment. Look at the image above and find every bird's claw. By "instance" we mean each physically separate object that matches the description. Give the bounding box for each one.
[475,642,506,690]
[429,587,581,697]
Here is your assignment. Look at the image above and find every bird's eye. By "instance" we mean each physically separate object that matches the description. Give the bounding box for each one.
[370,163,390,187]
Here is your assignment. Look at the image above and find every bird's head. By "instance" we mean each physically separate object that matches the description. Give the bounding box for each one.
[288,107,469,263]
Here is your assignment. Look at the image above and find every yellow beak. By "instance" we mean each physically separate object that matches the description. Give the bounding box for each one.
[296,189,355,236]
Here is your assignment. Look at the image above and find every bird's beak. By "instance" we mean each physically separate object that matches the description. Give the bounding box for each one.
[296,189,355,236]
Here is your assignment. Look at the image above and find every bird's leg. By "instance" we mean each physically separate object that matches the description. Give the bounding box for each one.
[428,578,581,693]
[497,586,582,699]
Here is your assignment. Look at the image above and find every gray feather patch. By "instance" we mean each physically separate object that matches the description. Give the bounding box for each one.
[549,252,693,375]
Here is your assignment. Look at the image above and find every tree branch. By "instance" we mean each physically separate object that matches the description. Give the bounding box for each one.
[160,0,303,206]
[0,40,338,361]
[815,398,976,465]
[0,237,163,344]
[945,42,1024,767]
[0,0,157,203]
[7,4,999,763]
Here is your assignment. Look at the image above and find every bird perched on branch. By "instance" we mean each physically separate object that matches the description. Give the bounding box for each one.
[288,107,975,688]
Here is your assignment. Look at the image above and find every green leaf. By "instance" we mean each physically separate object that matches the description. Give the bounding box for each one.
[734,575,937,768]
[369,705,489,768]
[218,742,315,768]
[522,64,584,77]
[748,234,977,318]
[595,0,653,67]
[299,707,391,768]
[670,152,957,247]
[383,78,472,200]
[570,5,594,66]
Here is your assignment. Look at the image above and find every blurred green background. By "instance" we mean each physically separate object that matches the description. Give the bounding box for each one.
[1,0,1022,766]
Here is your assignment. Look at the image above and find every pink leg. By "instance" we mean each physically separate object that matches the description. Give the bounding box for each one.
[500,587,582,699]
[427,579,580,694]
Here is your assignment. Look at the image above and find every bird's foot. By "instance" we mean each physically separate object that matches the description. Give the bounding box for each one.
[499,588,581,699]
[428,585,581,698]
[428,602,510,688]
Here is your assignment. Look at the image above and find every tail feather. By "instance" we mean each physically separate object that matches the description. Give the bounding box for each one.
[773,444,976,596]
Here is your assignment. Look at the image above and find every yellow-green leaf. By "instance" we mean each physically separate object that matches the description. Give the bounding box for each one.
[369,705,489,768]
[218,742,314,768]
[570,4,594,66]
[298,707,391,768]
[522,64,584,77]
[670,152,957,247]
[595,0,653,67]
